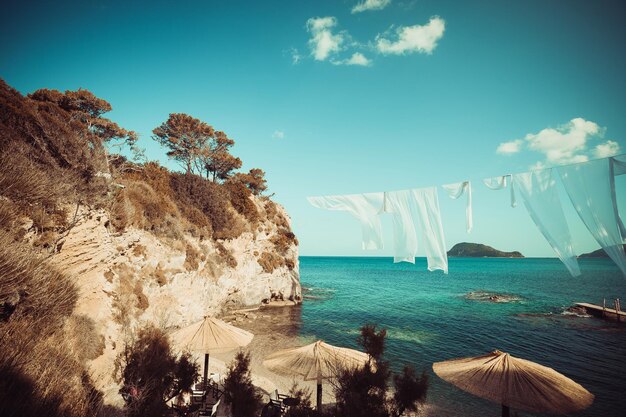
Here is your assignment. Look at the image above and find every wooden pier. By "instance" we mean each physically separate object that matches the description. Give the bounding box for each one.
[575,301,626,322]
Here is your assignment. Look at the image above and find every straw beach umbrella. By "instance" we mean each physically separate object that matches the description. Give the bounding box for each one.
[172,316,254,387]
[433,350,594,417]
[263,340,371,411]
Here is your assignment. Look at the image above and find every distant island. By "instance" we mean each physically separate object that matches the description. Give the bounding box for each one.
[579,245,626,258]
[447,242,524,258]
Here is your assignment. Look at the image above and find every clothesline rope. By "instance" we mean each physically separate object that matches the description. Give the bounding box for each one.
[307,154,626,277]
[307,154,626,198]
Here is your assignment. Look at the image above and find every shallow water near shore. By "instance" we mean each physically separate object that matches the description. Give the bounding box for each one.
[298,256,626,417]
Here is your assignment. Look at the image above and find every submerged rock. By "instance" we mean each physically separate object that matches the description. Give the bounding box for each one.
[465,290,525,303]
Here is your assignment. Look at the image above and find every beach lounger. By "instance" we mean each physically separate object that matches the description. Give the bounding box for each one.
[191,388,206,406]
[199,398,220,417]
[268,389,292,414]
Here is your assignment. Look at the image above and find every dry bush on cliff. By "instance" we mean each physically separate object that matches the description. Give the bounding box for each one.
[110,180,182,238]
[111,264,149,327]
[170,173,243,240]
[65,315,106,363]
[184,243,201,271]
[271,227,299,255]
[257,251,284,273]
[215,241,238,268]
[225,180,259,224]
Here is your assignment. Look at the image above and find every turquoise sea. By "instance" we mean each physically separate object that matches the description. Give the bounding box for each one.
[297,256,626,417]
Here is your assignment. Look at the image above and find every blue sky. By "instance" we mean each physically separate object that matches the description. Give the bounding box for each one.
[2,0,625,259]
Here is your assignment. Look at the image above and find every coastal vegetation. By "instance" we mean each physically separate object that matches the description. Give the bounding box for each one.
[115,326,199,417]
[0,78,298,416]
[223,351,263,417]
[333,325,429,417]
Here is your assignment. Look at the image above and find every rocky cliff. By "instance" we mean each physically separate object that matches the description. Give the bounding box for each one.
[48,200,299,405]
[0,78,301,412]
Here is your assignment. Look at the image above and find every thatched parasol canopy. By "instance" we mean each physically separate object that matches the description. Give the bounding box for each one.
[172,316,254,387]
[433,350,594,416]
[263,340,370,381]
[263,340,371,410]
[172,316,253,354]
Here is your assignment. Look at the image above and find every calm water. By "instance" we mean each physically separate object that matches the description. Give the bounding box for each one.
[297,256,626,417]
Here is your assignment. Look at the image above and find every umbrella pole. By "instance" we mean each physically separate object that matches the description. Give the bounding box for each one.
[502,404,510,417]
[316,382,322,412]
[204,353,209,389]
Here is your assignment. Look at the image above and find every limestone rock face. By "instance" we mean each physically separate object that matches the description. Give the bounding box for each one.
[50,201,300,406]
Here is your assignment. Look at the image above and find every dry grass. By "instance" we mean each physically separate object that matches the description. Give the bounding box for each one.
[0,232,104,417]
[65,315,106,363]
[0,150,76,209]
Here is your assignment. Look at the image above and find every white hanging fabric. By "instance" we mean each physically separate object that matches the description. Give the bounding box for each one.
[383,187,448,272]
[512,169,581,276]
[442,181,473,233]
[483,174,517,207]
[307,193,384,250]
[558,157,626,276]
[382,190,418,263]
[613,156,626,239]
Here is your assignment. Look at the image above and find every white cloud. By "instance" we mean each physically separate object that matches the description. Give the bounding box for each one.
[352,0,391,13]
[525,118,600,164]
[272,130,285,139]
[376,17,445,55]
[306,17,344,61]
[496,118,620,168]
[496,139,523,155]
[289,47,302,64]
[332,52,372,66]
[593,140,621,158]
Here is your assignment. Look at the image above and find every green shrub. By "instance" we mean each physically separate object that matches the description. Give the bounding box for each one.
[116,325,198,417]
[223,351,262,417]
[334,325,428,417]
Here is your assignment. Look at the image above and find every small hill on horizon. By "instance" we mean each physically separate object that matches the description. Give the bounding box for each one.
[579,245,626,258]
[448,242,524,258]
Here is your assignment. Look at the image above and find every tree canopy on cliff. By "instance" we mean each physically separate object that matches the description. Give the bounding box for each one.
[152,113,215,175]
[29,87,139,163]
